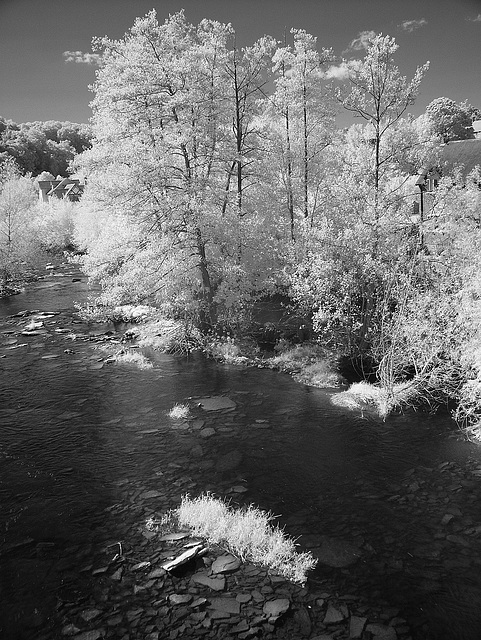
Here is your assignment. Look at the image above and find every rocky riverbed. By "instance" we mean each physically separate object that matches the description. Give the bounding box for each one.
[2,264,481,640]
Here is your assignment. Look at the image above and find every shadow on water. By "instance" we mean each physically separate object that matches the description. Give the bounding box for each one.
[1,265,481,639]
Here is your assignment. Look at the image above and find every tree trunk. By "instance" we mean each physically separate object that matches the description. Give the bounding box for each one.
[303,81,309,219]
[285,105,295,240]
[195,227,216,330]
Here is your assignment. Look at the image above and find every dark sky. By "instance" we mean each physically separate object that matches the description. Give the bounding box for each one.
[1,0,480,125]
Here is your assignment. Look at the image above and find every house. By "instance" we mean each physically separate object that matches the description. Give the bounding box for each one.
[473,120,481,139]
[38,177,85,203]
[413,138,481,217]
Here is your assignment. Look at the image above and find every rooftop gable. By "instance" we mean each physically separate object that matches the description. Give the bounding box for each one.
[438,139,481,178]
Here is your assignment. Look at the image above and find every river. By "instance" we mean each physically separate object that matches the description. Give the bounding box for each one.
[1,262,481,640]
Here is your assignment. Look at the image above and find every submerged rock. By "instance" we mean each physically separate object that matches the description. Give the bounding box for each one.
[215,450,243,472]
[197,396,237,411]
[310,535,362,568]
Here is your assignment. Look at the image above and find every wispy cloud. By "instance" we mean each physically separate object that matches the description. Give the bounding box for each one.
[467,14,481,22]
[343,30,376,53]
[63,50,101,65]
[399,18,428,33]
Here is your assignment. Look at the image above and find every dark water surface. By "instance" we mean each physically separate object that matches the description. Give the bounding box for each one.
[1,264,481,639]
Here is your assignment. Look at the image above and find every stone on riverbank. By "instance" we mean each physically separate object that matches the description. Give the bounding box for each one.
[208,597,241,615]
[211,554,241,574]
[263,598,290,620]
[191,573,226,591]
[366,622,397,639]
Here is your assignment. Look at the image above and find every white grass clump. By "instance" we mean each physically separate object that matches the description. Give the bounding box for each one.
[113,350,153,369]
[176,494,317,585]
[168,403,191,420]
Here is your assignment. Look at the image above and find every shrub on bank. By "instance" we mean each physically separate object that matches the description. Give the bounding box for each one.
[34,200,76,252]
[268,343,342,387]
[330,380,419,418]
[135,318,202,354]
[75,301,203,355]
[202,333,255,364]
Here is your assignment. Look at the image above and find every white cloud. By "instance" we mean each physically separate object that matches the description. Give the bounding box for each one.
[344,30,376,53]
[467,14,481,21]
[399,18,428,32]
[325,61,351,80]
[63,50,101,65]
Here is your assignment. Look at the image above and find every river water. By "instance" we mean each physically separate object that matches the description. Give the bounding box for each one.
[1,263,481,640]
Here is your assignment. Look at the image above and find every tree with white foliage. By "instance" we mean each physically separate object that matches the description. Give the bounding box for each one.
[264,29,335,237]
[75,11,285,329]
[337,34,429,239]
[289,35,431,372]
[425,97,476,142]
[0,157,39,291]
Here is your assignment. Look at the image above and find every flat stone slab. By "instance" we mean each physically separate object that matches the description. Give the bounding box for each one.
[191,573,226,591]
[159,532,190,542]
[211,554,241,574]
[169,594,192,605]
[197,396,236,411]
[263,598,290,620]
[349,616,367,638]
[208,597,240,615]
[324,604,348,624]
[366,623,397,639]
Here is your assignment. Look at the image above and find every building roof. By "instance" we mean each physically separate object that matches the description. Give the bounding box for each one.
[438,139,481,178]
[37,177,84,201]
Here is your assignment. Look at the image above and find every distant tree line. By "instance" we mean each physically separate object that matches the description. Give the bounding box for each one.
[0,117,93,177]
